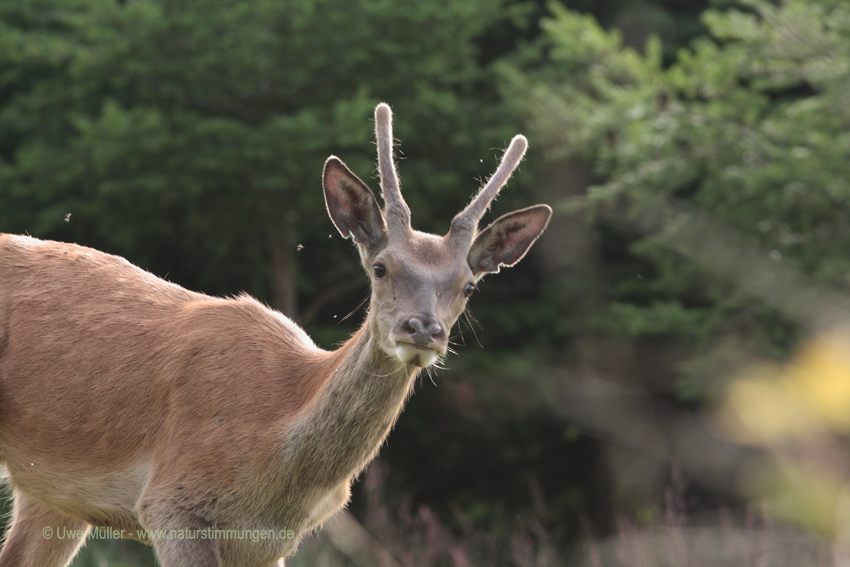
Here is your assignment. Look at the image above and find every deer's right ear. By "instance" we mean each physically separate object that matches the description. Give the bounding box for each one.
[323,157,387,253]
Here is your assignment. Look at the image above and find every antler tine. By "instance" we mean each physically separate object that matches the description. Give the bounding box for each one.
[449,134,528,244]
[375,103,411,239]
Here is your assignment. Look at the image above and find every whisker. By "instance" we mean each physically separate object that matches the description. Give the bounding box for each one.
[339,294,370,324]
[463,308,483,348]
[455,319,467,346]
[425,366,438,386]
[366,369,402,378]
[465,306,482,328]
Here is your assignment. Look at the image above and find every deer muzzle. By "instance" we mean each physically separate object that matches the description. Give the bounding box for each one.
[391,314,447,368]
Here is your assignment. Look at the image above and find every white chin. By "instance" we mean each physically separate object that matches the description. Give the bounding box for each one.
[394,344,439,368]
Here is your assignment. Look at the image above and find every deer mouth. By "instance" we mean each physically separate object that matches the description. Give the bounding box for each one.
[394,342,442,368]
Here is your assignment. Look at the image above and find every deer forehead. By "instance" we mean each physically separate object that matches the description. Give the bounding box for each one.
[375,231,473,286]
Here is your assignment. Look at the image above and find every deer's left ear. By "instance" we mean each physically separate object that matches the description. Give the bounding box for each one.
[468,205,552,277]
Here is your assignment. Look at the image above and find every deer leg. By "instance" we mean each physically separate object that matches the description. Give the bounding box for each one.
[152,536,220,567]
[139,493,220,567]
[140,509,220,567]
[0,490,89,567]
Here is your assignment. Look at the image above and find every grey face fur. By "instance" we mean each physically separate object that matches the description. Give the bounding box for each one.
[323,103,552,368]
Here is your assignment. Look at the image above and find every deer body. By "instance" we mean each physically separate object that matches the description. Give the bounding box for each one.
[0,104,550,567]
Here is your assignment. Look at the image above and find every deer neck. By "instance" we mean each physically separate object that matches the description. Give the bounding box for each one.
[280,313,417,489]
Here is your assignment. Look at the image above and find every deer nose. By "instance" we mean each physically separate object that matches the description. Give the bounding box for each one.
[400,315,445,347]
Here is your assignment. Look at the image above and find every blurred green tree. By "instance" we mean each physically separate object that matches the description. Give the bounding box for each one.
[505,0,850,398]
[0,0,515,324]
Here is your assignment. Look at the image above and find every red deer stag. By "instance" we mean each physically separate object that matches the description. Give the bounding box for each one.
[0,103,551,566]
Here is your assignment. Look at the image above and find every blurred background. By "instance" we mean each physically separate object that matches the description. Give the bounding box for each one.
[2,0,850,564]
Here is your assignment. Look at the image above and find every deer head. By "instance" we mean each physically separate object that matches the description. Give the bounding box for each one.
[322,103,551,368]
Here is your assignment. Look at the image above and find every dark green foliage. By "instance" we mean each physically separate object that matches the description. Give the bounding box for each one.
[506,0,850,397]
[0,0,514,316]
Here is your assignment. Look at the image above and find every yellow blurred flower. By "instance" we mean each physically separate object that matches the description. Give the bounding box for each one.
[789,334,850,432]
[717,331,850,540]
[718,363,816,444]
[718,331,850,444]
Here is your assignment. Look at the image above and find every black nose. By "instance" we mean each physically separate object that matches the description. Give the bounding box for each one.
[401,315,444,346]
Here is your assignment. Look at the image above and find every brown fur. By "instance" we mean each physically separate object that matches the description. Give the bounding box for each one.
[0,104,550,567]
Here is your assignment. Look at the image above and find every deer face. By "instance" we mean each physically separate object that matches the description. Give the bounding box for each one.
[322,104,551,369]
[366,232,474,367]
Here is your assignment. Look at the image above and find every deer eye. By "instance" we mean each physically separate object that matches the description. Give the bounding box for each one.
[373,264,387,279]
[463,283,476,298]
